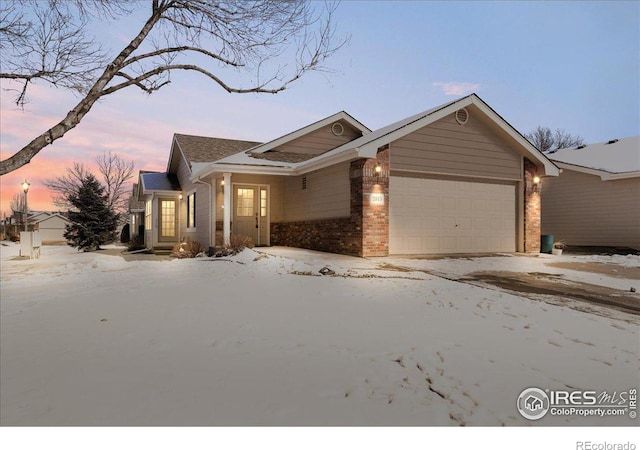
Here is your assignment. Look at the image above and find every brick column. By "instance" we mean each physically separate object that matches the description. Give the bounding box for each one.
[350,147,389,257]
[523,158,541,252]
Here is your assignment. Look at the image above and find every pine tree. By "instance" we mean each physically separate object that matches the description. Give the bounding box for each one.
[64,174,117,251]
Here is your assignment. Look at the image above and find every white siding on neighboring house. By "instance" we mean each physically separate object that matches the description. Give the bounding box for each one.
[541,169,640,249]
[282,161,350,222]
[36,215,69,243]
[390,114,522,180]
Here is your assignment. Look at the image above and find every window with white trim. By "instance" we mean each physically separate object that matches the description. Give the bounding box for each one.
[187,191,196,229]
[260,189,267,217]
[145,200,152,229]
[236,188,254,216]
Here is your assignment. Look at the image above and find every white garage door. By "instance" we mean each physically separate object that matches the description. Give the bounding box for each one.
[389,176,516,254]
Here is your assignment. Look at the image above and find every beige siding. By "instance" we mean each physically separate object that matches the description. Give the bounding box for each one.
[275,120,362,155]
[175,154,210,245]
[390,114,522,180]
[214,174,284,222]
[282,161,350,222]
[541,170,640,249]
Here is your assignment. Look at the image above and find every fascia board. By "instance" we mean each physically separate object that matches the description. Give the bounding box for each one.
[191,164,294,181]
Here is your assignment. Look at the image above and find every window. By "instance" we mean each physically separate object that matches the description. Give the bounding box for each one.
[260,189,267,217]
[236,188,254,217]
[187,192,196,228]
[145,200,152,229]
[160,200,176,237]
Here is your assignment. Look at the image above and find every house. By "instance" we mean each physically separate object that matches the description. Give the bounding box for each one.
[541,136,640,250]
[30,212,71,244]
[133,94,558,256]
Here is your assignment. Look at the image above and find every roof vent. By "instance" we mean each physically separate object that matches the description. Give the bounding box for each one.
[331,122,344,136]
[606,139,619,145]
[455,108,469,125]
[576,144,587,149]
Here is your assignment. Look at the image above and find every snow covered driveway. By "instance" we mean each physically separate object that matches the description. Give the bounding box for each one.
[1,244,638,426]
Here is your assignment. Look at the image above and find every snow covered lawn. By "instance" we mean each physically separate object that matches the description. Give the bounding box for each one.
[1,243,638,426]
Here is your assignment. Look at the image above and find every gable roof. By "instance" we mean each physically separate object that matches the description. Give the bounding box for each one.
[328,93,558,176]
[33,213,70,225]
[168,134,261,174]
[547,136,639,180]
[248,111,371,155]
[192,94,559,180]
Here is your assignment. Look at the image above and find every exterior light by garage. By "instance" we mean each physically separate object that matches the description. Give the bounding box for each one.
[533,176,541,184]
[374,164,382,174]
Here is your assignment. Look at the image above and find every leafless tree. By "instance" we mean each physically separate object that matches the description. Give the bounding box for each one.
[0,0,347,175]
[525,126,584,153]
[44,152,134,224]
[9,192,27,226]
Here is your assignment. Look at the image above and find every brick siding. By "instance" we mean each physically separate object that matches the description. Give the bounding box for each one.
[270,148,390,257]
[524,158,542,252]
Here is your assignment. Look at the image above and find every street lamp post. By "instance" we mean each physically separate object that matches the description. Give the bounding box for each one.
[21,180,30,232]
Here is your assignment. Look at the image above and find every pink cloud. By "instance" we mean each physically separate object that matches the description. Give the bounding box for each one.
[432,81,481,96]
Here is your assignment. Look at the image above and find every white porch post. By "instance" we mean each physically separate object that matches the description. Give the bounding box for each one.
[223,172,231,246]
[210,179,216,248]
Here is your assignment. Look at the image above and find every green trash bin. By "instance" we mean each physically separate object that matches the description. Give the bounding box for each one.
[540,235,554,254]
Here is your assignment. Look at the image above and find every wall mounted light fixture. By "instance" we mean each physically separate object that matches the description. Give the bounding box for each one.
[527,175,541,193]
[374,164,382,174]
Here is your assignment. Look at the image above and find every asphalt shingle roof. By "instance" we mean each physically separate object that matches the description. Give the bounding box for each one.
[174,134,261,165]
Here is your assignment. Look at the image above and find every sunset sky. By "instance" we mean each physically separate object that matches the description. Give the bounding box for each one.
[1,1,638,214]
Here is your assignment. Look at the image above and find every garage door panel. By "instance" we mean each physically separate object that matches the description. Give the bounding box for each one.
[390,176,517,254]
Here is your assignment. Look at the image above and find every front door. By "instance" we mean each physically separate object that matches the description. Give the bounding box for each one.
[158,198,178,242]
[233,185,269,246]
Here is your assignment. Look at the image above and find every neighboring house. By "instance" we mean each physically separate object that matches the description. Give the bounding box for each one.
[133,94,558,256]
[31,213,71,244]
[129,173,155,243]
[541,136,640,250]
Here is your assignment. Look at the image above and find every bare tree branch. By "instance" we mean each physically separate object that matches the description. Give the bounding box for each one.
[44,152,134,225]
[525,125,584,153]
[0,1,347,175]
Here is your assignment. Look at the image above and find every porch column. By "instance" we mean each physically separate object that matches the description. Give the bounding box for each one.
[210,178,216,247]
[223,172,231,246]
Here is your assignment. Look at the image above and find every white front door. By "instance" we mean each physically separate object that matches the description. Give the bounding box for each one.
[389,176,516,254]
[233,185,269,246]
[158,198,178,243]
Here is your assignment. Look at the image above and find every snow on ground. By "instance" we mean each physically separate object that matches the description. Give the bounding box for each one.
[1,243,638,426]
